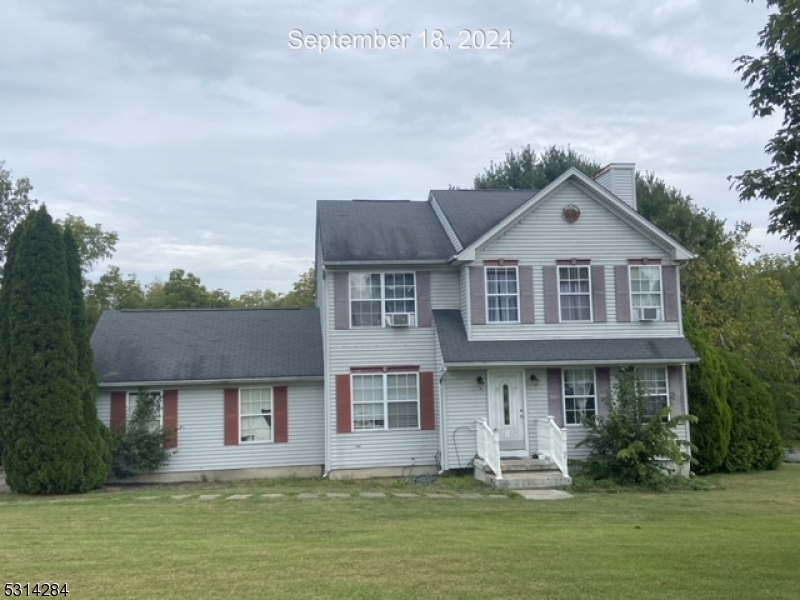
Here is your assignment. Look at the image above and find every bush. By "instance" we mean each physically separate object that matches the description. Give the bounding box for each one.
[724,352,783,472]
[112,390,171,478]
[577,368,696,487]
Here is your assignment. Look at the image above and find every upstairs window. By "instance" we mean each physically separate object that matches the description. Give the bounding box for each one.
[486,267,519,323]
[350,273,416,327]
[559,266,592,321]
[630,266,663,320]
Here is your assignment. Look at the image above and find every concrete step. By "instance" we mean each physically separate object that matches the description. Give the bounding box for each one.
[500,458,559,472]
[488,471,572,490]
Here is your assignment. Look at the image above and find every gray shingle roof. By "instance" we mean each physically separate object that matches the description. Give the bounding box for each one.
[431,190,537,248]
[317,200,456,263]
[433,310,698,364]
[91,308,323,385]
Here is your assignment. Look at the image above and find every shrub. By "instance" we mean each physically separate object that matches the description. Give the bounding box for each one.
[577,368,696,487]
[112,390,171,478]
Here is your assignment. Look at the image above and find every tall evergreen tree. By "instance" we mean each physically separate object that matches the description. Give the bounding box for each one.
[1,207,95,493]
[64,225,112,487]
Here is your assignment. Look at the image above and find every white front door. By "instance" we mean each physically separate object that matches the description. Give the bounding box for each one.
[488,370,527,455]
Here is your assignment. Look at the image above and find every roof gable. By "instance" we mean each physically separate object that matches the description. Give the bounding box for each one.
[91,308,324,385]
[455,169,695,262]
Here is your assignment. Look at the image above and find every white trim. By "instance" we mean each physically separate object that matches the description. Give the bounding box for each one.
[485,265,520,324]
[562,368,597,426]
[350,371,422,432]
[455,168,695,262]
[628,264,664,322]
[557,265,593,323]
[238,387,274,444]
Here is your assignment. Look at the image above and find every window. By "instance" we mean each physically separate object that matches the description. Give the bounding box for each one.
[240,388,273,443]
[559,266,592,321]
[630,266,663,320]
[636,367,669,418]
[350,273,416,327]
[563,369,596,425]
[127,391,162,430]
[352,372,419,430]
[486,267,519,322]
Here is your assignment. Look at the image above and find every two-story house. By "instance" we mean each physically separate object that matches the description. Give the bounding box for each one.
[92,164,698,484]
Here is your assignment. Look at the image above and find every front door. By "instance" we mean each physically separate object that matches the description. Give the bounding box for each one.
[488,370,527,455]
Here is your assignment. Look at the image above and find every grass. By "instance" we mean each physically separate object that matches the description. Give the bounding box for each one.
[1,467,800,599]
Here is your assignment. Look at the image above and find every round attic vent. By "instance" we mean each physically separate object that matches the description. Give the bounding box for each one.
[562,204,581,223]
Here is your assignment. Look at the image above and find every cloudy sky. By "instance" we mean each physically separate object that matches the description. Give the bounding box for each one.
[0,0,790,295]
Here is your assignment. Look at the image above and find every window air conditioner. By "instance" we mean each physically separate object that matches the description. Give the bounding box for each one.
[385,313,411,327]
[639,307,659,321]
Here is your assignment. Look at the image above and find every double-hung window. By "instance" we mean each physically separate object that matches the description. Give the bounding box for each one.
[350,273,416,327]
[630,266,663,320]
[486,267,519,323]
[240,388,273,443]
[352,372,419,431]
[559,266,592,321]
[127,391,162,430]
[635,367,669,419]
[563,369,596,425]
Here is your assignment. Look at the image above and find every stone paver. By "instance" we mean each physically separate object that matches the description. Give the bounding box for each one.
[262,493,284,499]
[394,493,419,498]
[171,495,190,500]
[199,494,219,501]
[458,493,482,500]
[298,493,319,500]
[227,494,252,500]
[360,492,386,498]
[426,493,453,499]
[515,489,573,500]
[326,493,350,499]
[488,494,509,500]
[137,496,158,500]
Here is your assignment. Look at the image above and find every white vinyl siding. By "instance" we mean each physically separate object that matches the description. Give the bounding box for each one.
[98,383,325,473]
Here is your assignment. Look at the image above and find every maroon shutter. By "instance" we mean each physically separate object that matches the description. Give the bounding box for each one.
[519,266,534,324]
[273,386,288,443]
[334,271,350,330]
[224,388,239,446]
[595,368,611,419]
[336,374,352,434]
[668,366,685,415]
[615,265,631,322]
[110,391,127,433]
[547,368,564,427]
[420,371,435,430]
[469,266,485,325]
[592,265,607,323]
[543,266,559,324]
[416,271,432,327]
[163,390,179,448]
[662,265,679,322]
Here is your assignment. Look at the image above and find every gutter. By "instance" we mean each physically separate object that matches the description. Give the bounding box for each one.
[98,376,325,389]
[442,358,699,368]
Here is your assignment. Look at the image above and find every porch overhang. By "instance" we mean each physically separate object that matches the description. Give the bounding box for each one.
[433,309,699,366]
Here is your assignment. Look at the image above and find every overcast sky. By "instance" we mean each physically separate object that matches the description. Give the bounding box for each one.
[0,0,790,295]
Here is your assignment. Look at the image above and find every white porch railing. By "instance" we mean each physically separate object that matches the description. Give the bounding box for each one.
[535,417,569,478]
[475,419,502,480]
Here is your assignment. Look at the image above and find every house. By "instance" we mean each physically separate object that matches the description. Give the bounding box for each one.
[92,164,698,484]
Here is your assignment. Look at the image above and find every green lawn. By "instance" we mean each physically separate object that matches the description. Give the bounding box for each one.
[2,467,799,600]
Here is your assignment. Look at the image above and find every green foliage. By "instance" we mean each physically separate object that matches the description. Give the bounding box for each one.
[723,351,784,472]
[112,390,171,478]
[0,207,100,494]
[57,214,118,273]
[474,145,599,190]
[732,0,800,248]
[64,226,113,487]
[577,368,696,487]
[684,308,733,473]
[0,160,37,273]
